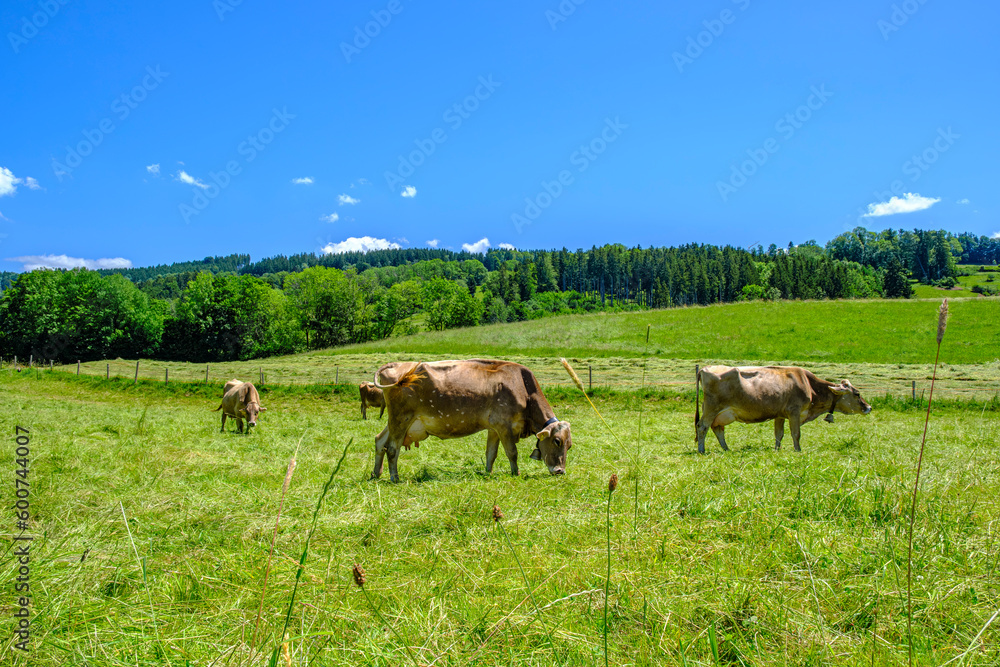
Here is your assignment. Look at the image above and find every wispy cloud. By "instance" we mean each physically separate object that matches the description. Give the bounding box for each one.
[992,231,1000,240]
[957,198,970,204]
[358,178,370,185]
[338,194,360,205]
[426,239,440,248]
[292,177,314,185]
[462,238,490,253]
[321,236,400,254]
[862,192,941,217]
[146,164,161,176]
[176,170,209,189]
[0,211,9,222]
[401,185,417,198]
[6,254,133,271]
[321,213,339,223]
[498,242,515,250]
[0,167,37,197]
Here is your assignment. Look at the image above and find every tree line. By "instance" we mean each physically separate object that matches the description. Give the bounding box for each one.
[1,227,993,363]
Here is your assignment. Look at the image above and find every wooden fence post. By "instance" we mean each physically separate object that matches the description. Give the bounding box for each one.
[588,365,592,391]
[14,355,17,368]
[912,380,916,400]
[77,360,80,375]
[106,363,109,379]
[134,360,140,385]
[206,364,209,383]
[336,366,339,384]
[29,355,33,367]
[259,367,263,386]
[165,368,169,384]
[50,360,53,371]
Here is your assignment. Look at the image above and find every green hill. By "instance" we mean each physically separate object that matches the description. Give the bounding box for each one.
[328,297,1000,365]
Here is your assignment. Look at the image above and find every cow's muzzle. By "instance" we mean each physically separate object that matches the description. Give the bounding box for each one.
[549,467,565,476]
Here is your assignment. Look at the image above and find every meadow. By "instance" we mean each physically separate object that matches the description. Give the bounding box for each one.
[2,297,999,665]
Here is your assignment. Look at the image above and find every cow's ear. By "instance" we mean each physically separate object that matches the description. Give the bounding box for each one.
[535,425,555,440]
[259,406,267,412]
[831,381,852,395]
[530,447,542,461]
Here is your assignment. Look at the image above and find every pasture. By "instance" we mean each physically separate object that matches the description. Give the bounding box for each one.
[2,362,999,665]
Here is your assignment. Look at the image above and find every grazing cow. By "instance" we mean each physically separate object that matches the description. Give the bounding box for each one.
[371,359,573,482]
[695,365,871,453]
[213,379,266,434]
[359,381,385,420]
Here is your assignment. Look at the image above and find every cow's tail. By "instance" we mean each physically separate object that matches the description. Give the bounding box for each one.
[212,403,223,412]
[694,367,701,439]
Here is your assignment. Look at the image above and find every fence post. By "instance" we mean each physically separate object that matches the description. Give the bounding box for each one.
[77,360,80,375]
[588,365,592,391]
[135,360,140,385]
[336,366,339,384]
[29,355,33,368]
[259,367,263,386]
[206,364,209,383]
[912,380,916,400]
[14,355,17,368]
[106,363,109,379]
[165,368,168,384]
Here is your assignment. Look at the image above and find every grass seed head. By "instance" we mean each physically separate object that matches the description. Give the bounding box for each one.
[492,504,504,522]
[937,299,949,345]
[609,473,618,493]
[352,563,366,588]
[560,357,585,392]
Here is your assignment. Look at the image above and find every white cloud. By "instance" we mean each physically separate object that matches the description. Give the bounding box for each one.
[0,167,23,197]
[176,170,209,189]
[992,231,1000,240]
[862,192,941,217]
[358,178,370,185]
[321,212,339,223]
[462,237,491,254]
[146,164,160,176]
[321,236,401,254]
[6,254,133,271]
[24,177,41,190]
[292,177,314,185]
[957,198,970,204]
[338,194,360,205]
[401,185,417,198]
[0,211,9,221]
[498,242,516,250]
[426,239,440,248]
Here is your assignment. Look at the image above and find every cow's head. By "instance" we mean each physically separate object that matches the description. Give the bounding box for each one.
[531,420,573,475]
[831,380,871,415]
[242,402,266,428]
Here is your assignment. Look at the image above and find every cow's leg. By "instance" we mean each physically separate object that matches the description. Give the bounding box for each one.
[378,405,385,419]
[485,430,500,474]
[789,414,803,452]
[774,418,785,450]
[386,445,401,483]
[372,427,389,479]
[500,431,519,476]
[711,425,729,451]
[362,402,367,420]
[236,417,244,434]
[220,413,227,432]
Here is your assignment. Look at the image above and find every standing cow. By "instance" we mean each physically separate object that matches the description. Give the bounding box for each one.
[371,359,573,482]
[214,379,266,434]
[695,365,871,453]
[359,381,385,420]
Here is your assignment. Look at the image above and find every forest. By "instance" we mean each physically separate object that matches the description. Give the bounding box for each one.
[1,227,996,363]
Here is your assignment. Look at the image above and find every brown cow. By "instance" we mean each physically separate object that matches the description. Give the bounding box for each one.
[371,359,573,482]
[213,379,266,434]
[359,381,385,420]
[695,365,871,453]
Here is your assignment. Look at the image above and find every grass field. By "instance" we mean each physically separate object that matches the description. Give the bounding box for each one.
[910,266,1000,300]
[3,297,999,665]
[2,366,999,665]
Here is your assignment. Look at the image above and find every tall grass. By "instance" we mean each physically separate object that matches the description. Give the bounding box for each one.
[906,300,949,666]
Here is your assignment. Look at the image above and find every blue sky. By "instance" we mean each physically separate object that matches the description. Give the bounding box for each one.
[1,0,997,271]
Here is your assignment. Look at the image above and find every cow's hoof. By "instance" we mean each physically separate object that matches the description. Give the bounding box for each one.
[390,476,400,483]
